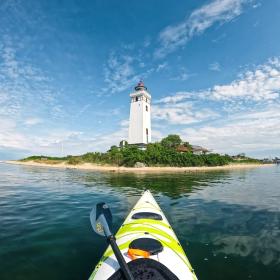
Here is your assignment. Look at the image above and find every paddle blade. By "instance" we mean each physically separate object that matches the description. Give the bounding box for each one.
[90,202,113,237]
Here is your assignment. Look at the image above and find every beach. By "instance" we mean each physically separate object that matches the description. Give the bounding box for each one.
[5,160,273,173]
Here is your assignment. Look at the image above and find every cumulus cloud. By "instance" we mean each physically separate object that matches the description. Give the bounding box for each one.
[158,58,280,105]
[153,58,280,156]
[155,91,196,104]
[155,0,250,58]
[210,58,280,101]
[181,106,280,155]
[153,101,219,125]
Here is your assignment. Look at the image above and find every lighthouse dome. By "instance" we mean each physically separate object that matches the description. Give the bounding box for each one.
[135,80,147,91]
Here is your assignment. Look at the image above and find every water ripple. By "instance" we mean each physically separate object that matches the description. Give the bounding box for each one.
[0,163,279,280]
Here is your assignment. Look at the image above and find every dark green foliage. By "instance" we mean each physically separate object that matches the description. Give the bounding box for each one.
[107,146,123,165]
[121,145,145,167]
[22,135,262,167]
[161,135,182,149]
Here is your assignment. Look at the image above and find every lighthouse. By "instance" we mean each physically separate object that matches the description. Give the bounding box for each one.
[128,81,151,147]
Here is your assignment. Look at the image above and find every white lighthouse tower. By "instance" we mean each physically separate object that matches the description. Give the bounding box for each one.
[128,81,151,147]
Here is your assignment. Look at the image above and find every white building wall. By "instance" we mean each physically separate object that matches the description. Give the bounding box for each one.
[143,101,151,143]
[128,91,151,145]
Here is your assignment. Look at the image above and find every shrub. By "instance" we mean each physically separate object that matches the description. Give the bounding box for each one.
[67,156,82,165]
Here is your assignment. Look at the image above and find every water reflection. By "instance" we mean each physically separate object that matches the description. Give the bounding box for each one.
[0,164,279,280]
[168,199,280,265]
[81,170,234,199]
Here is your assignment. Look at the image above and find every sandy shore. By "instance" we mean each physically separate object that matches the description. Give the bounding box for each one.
[4,160,273,173]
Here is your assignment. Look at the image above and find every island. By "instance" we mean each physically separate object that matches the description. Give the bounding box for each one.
[7,135,270,173]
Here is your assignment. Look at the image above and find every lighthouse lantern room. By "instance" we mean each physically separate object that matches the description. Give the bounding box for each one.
[128,81,151,146]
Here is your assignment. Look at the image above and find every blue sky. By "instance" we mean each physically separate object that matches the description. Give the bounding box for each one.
[0,0,280,159]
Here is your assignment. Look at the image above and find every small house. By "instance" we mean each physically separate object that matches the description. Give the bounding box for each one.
[191,145,210,155]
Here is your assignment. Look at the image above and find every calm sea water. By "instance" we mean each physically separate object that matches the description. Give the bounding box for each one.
[0,163,279,280]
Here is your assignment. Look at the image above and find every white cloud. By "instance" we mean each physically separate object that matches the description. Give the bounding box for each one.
[24,118,42,126]
[103,53,135,94]
[0,119,29,150]
[0,118,72,154]
[0,36,73,157]
[174,72,190,81]
[181,106,280,155]
[94,128,128,151]
[153,102,219,125]
[155,91,195,104]
[0,115,128,157]
[209,62,221,71]
[210,58,280,101]
[155,0,250,58]
[159,58,280,105]
[0,36,62,120]
[155,62,168,72]
[102,52,153,94]
[153,58,280,156]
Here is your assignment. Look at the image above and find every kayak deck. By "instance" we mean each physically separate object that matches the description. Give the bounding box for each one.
[90,190,198,280]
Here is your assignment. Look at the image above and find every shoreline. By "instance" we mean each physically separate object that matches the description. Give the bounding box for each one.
[4,160,274,173]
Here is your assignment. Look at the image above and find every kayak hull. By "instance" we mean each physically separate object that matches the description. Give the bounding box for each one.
[89,190,197,280]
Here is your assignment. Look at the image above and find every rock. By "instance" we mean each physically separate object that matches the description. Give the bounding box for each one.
[134,162,146,168]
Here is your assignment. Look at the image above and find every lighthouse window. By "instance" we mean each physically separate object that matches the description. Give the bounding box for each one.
[146,128,148,135]
[146,105,148,112]
[136,97,139,102]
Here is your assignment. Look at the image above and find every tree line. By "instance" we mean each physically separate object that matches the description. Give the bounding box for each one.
[22,134,253,167]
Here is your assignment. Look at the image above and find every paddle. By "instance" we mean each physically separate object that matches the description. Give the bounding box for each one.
[90,202,134,280]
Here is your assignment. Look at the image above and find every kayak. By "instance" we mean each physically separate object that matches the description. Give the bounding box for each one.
[89,190,198,280]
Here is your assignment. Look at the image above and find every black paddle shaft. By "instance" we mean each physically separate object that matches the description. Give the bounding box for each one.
[107,235,134,280]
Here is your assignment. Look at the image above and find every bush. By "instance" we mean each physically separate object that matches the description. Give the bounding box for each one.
[67,156,82,165]
[121,145,145,167]
[161,135,182,149]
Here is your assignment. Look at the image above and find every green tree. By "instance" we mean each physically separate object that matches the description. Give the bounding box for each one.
[108,145,119,153]
[161,135,182,149]
[144,143,165,166]
[121,145,145,167]
[108,146,123,165]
